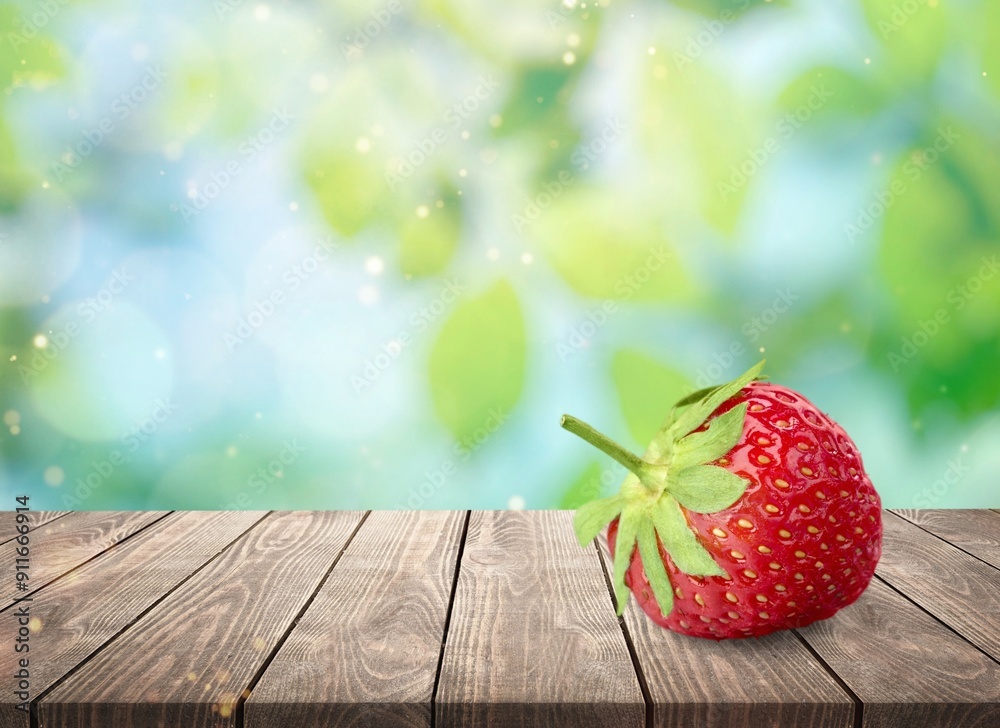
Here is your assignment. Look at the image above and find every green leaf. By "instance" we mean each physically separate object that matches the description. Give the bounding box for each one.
[531,186,696,303]
[985,3,1000,100]
[612,350,692,447]
[428,280,526,442]
[670,361,763,439]
[652,496,727,577]
[669,465,749,514]
[859,0,945,80]
[777,66,887,120]
[670,385,719,410]
[637,520,674,618]
[638,57,768,237]
[305,147,385,237]
[612,506,641,615]
[873,124,1000,419]
[573,495,625,548]
[672,402,748,471]
[668,0,786,19]
[398,184,462,277]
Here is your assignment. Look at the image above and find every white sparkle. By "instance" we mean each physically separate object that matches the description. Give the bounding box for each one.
[486,247,500,261]
[309,74,329,93]
[33,334,48,348]
[416,205,430,218]
[355,137,371,153]
[508,495,526,510]
[563,51,576,65]
[365,256,384,275]
[521,252,534,264]
[43,466,64,486]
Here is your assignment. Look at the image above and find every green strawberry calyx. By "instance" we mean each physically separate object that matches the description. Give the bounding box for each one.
[561,361,765,618]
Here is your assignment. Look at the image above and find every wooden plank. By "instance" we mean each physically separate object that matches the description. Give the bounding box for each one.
[797,575,1000,727]
[596,534,855,728]
[1,511,169,609]
[892,509,1000,569]
[436,510,645,728]
[38,510,365,728]
[0,511,267,728]
[245,510,465,728]
[875,511,1000,661]
[0,512,67,545]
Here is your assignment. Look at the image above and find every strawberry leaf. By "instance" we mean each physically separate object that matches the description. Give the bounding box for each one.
[612,506,641,616]
[572,494,625,547]
[672,402,748,471]
[637,520,674,618]
[652,495,727,577]
[669,360,764,438]
[669,465,749,514]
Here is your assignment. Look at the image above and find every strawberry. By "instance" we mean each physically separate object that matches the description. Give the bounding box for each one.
[562,361,882,640]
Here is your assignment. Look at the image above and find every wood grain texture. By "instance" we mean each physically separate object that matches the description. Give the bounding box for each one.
[875,511,1000,661]
[38,511,365,728]
[0,511,169,609]
[891,509,1000,568]
[436,510,645,728]
[246,510,465,728]
[0,511,266,728]
[596,534,855,728]
[0,512,67,545]
[797,575,1000,728]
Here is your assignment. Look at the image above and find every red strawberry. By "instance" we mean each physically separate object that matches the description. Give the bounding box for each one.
[562,361,882,640]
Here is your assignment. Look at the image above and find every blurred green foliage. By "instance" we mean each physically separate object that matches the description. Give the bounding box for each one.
[1,0,998,510]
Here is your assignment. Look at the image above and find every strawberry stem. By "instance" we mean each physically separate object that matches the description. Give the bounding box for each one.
[560,415,664,494]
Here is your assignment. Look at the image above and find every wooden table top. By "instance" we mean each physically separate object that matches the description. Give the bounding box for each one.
[2,509,999,727]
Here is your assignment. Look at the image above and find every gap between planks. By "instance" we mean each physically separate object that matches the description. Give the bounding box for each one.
[871,571,1000,670]
[788,631,863,728]
[235,511,373,726]
[26,512,274,728]
[889,509,1000,576]
[429,511,471,728]
[592,539,654,728]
